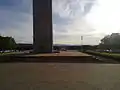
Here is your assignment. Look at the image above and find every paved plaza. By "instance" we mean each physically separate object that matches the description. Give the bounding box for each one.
[27,51,91,56]
[0,63,120,90]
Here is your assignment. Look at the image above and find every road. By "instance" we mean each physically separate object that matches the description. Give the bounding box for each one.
[0,63,120,90]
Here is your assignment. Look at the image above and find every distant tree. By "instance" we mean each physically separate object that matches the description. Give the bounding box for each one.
[99,33,120,49]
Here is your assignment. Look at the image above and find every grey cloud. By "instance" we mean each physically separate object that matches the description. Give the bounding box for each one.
[0,0,99,45]
[53,13,72,25]
[52,0,98,44]
[54,34,69,40]
[0,10,32,31]
[53,0,96,19]
[0,0,32,14]
[53,23,68,33]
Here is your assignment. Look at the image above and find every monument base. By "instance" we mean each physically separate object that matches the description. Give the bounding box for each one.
[0,51,104,63]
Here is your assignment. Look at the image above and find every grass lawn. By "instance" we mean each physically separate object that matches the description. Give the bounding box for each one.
[0,52,23,56]
[86,51,120,59]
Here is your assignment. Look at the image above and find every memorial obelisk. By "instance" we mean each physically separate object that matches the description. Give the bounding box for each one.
[33,0,53,53]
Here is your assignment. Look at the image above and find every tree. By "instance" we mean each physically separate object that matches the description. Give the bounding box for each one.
[99,33,120,50]
[0,36,16,51]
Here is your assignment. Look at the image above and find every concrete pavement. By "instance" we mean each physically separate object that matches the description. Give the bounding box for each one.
[0,63,120,90]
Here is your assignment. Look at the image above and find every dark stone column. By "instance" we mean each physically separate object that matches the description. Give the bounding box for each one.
[33,0,53,53]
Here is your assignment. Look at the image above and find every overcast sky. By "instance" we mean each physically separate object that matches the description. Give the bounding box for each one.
[0,0,120,45]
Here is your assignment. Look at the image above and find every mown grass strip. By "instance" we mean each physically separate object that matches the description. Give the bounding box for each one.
[85,51,120,60]
[0,52,23,56]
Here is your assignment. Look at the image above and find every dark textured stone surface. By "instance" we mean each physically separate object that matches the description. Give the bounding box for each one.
[33,0,53,53]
